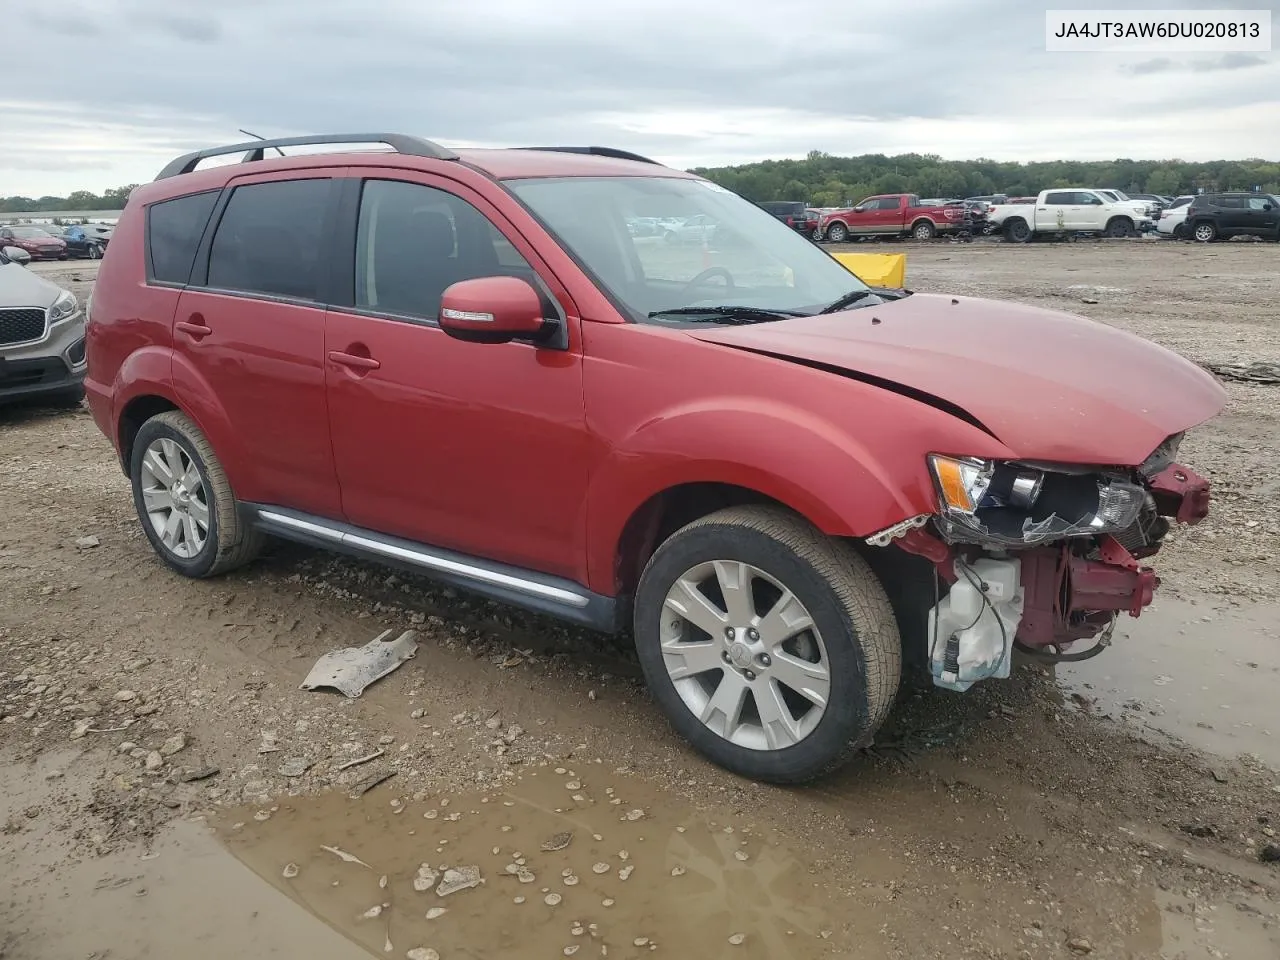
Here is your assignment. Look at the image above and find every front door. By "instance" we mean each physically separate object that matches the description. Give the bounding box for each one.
[324,173,590,582]
[1246,195,1280,236]
[172,173,344,518]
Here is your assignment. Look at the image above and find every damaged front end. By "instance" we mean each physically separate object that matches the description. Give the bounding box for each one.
[867,433,1211,692]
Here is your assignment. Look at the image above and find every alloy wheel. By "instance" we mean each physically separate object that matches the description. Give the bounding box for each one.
[139,437,210,559]
[660,559,830,751]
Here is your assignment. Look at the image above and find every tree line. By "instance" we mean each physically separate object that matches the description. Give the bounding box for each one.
[0,185,137,213]
[6,152,1280,213]
[691,152,1280,206]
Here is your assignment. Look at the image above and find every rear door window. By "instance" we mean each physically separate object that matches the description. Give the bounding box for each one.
[1043,192,1074,205]
[147,190,219,284]
[206,179,331,300]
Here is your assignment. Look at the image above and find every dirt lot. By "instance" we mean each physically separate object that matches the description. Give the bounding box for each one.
[3,242,1278,960]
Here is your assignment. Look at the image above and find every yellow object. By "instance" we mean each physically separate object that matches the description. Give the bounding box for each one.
[831,252,906,288]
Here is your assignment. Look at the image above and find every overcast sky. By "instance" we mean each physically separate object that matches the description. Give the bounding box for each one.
[3,0,1278,196]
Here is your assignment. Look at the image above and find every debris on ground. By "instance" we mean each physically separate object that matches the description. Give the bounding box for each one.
[300,629,420,698]
[1202,359,1280,384]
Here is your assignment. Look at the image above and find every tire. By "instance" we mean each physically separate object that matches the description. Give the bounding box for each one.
[911,220,936,241]
[1003,218,1032,243]
[87,244,102,260]
[633,505,901,783]
[664,231,678,245]
[1105,217,1134,239]
[129,410,262,578]
[1192,221,1217,243]
[825,222,848,243]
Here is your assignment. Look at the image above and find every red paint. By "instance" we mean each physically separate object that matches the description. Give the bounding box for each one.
[820,194,963,239]
[1149,463,1211,524]
[85,145,1227,614]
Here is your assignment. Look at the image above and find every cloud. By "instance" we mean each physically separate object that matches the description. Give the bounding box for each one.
[1126,52,1269,75]
[2,0,1279,196]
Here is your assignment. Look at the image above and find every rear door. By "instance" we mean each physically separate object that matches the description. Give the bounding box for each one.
[1036,191,1080,230]
[1215,196,1249,232]
[173,172,344,517]
[1244,196,1278,235]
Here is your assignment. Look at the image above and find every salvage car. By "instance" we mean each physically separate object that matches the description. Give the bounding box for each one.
[0,225,68,260]
[819,194,964,241]
[989,189,1155,241]
[0,247,86,405]
[84,134,1225,783]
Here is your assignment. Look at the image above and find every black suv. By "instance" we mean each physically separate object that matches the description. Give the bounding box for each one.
[1185,193,1280,242]
[756,200,817,236]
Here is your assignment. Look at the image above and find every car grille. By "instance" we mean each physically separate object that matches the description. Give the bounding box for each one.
[0,308,47,347]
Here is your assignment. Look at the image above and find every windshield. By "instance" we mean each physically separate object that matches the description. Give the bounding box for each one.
[9,226,54,239]
[506,176,869,322]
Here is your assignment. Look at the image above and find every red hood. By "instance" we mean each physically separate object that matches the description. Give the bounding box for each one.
[688,293,1226,465]
[13,235,64,248]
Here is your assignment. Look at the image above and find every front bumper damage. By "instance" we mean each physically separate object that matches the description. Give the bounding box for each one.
[870,462,1211,692]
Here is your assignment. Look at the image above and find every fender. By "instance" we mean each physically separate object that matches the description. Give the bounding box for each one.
[583,395,1007,594]
[164,349,253,495]
[110,344,177,453]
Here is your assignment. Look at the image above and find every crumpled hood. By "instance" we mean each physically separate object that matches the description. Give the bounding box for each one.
[689,293,1226,465]
[0,262,62,309]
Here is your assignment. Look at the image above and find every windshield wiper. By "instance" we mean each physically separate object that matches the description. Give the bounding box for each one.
[819,289,880,314]
[647,305,805,324]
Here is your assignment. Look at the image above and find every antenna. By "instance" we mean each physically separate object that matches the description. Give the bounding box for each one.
[237,129,285,157]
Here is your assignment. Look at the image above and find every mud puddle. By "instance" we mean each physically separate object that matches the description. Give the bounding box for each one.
[1059,597,1280,768]
[0,751,367,960]
[217,765,854,960]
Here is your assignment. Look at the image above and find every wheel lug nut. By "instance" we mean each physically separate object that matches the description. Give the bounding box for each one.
[744,670,756,682]
[721,651,731,664]
[724,626,735,639]
[758,654,771,667]
[747,628,759,641]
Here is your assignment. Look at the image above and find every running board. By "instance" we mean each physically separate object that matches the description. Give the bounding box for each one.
[247,505,619,633]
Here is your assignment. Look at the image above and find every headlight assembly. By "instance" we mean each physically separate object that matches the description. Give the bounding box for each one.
[48,291,79,324]
[928,455,1147,547]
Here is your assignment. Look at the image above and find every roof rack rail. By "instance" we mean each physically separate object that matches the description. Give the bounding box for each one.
[154,133,459,181]
[521,146,663,166]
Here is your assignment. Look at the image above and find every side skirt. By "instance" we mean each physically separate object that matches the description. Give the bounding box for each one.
[246,504,621,634]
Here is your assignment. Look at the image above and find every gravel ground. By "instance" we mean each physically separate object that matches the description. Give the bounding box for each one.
[2,243,1278,960]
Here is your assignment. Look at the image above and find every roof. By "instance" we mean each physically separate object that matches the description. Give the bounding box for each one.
[458,148,696,180]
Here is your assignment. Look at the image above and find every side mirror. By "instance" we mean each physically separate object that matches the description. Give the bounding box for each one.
[1264,204,1274,212]
[2,245,31,265]
[438,276,550,345]
[852,205,866,213]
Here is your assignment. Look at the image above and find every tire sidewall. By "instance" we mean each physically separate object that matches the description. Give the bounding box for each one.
[634,522,872,782]
[129,418,221,577]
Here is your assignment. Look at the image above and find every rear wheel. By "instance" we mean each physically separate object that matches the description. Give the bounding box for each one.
[87,244,102,260]
[634,506,901,783]
[825,222,849,243]
[1003,218,1032,243]
[911,220,936,240]
[1193,221,1217,242]
[129,411,262,578]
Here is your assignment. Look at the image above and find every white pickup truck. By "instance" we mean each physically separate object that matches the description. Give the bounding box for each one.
[988,189,1156,242]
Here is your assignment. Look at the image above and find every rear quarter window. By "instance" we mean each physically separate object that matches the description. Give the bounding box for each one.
[147,190,219,284]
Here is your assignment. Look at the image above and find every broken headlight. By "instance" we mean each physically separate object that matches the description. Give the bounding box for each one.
[928,455,1147,547]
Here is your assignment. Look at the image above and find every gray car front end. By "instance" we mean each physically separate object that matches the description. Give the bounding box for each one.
[0,255,86,404]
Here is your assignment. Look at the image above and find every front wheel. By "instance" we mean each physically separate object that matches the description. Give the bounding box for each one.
[1105,217,1134,239]
[129,411,262,578]
[633,506,901,783]
[87,244,102,260]
[825,222,848,243]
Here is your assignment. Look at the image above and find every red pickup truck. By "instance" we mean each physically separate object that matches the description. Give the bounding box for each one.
[819,194,963,242]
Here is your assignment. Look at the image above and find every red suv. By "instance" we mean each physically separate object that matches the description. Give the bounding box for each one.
[85,134,1225,783]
